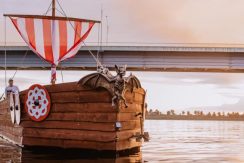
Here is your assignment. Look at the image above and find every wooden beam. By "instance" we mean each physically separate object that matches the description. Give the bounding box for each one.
[52,0,56,17]
[3,14,101,23]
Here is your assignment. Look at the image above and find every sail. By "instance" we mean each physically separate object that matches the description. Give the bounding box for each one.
[8,16,95,66]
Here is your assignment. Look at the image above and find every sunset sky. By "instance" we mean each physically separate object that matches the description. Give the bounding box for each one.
[1,0,244,45]
[1,0,244,113]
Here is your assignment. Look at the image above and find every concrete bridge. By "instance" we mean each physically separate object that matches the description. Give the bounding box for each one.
[1,45,244,72]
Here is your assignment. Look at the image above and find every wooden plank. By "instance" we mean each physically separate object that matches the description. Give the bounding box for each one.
[22,112,116,122]
[125,91,144,104]
[134,92,144,104]
[0,120,15,127]
[120,120,141,131]
[22,121,115,132]
[20,100,142,115]
[0,108,8,115]
[118,103,143,113]
[23,128,140,142]
[51,103,114,113]
[117,113,140,121]
[23,128,116,142]
[22,138,140,151]
[45,82,88,93]
[0,131,23,145]
[21,120,141,132]
[133,88,145,95]
[0,113,12,122]
[116,139,141,151]
[19,84,145,106]
[23,137,115,150]
[0,125,23,136]
[19,82,90,97]
[51,103,142,113]
[0,99,9,110]
[117,129,141,141]
[50,91,112,103]
[22,112,140,122]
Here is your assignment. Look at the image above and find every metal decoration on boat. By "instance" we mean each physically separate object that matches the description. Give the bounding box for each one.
[78,65,141,108]
[25,84,51,122]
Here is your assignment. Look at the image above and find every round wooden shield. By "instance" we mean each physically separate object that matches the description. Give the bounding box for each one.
[25,84,51,122]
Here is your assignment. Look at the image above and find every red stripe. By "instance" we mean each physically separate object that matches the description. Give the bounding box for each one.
[59,22,95,62]
[80,22,95,41]
[74,21,82,43]
[59,20,67,59]
[42,19,54,63]
[11,18,18,27]
[25,18,36,50]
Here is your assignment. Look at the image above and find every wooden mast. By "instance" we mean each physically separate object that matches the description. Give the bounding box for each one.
[52,0,56,17]
[51,0,56,85]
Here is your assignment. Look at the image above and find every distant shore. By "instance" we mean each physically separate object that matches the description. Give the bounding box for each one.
[146,115,244,121]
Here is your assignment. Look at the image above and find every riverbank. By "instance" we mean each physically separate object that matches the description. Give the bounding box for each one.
[146,115,244,121]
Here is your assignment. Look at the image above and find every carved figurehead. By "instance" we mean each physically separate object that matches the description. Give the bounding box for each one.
[112,65,127,107]
[78,65,141,108]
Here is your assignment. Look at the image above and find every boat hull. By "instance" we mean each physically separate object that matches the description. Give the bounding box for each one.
[0,82,146,151]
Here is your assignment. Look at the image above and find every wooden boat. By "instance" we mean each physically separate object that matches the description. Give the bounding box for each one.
[0,0,148,151]
[0,77,147,151]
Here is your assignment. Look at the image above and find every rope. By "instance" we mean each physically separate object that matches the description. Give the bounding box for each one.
[4,17,7,87]
[1,16,7,100]
[59,63,64,83]
[0,93,4,101]
[96,20,101,69]
[11,50,29,80]
[100,5,103,47]
[43,0,53,15]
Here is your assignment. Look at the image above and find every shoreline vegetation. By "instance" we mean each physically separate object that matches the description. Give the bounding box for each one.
[145,109,244,121]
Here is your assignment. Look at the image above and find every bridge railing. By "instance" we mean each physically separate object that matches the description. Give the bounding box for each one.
[1,41,244,48]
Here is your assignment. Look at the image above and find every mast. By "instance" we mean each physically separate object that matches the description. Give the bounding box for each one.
[52,0,56,17]
[51,0,56,85]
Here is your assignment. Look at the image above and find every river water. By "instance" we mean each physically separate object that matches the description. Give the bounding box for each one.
[1,120,244,163]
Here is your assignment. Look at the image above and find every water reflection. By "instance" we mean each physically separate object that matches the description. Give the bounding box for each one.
[142,120,244,163]
[0,138,142,163]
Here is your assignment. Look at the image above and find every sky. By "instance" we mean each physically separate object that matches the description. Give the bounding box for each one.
[1,0,244,45]
[1,0,244,113]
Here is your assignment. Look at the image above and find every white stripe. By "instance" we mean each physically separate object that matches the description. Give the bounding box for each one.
[52,20,60,65]
[81,22,89,37]
[17,18,30,47]
[17,18,42,59]
[60,41,83,61]
[60,22,91,61]
[34,19,45,59]
[67,21,75,51]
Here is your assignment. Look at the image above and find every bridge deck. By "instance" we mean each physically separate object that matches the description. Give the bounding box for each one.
[1,46,244,72]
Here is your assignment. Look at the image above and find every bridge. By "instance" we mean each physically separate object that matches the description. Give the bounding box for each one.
[1,45,244,72]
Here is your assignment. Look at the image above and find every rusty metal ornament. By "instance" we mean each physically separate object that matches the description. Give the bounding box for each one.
[78,65,141,108]
[25,84,51,122]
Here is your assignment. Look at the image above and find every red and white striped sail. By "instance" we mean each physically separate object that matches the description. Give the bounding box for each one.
[9,16,95,66]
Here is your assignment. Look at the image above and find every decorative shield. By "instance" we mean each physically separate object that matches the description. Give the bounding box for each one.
[25,84,51,122]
